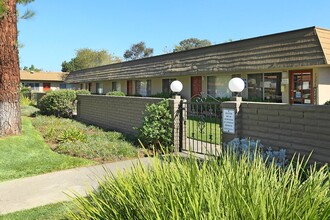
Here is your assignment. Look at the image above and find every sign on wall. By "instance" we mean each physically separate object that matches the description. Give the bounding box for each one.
[222,109,235,134]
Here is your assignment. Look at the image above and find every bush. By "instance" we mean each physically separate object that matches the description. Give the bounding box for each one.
[75,89,91,95]
[21,105,40,117]
[106,91,126,96]
[69,153,330,219]
[137,99,173,151]
[324,100,330,105]
[38,90,77,118]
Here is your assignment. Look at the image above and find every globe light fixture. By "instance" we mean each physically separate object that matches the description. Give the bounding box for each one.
[228,77,245,100]
[170,80,183,93]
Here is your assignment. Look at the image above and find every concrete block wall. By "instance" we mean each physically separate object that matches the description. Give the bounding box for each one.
[76,95,181,150]
[77,95,165,136]
[234,102,330,164]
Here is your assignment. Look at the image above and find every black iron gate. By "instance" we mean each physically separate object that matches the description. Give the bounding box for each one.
[178,97,222,156]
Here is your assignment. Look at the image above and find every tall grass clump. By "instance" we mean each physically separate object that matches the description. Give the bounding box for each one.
[69,152,330,219]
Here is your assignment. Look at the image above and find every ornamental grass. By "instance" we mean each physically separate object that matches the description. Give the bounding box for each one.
[69,151,330,220]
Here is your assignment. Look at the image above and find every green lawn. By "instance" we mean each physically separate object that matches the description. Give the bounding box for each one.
[0,117,94,182]
[0,202,72,220]
[187,117,221,144]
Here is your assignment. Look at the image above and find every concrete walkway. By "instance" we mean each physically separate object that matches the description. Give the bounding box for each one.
[0,157,152,215]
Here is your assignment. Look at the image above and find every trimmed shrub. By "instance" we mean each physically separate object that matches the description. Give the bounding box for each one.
[106,91,126,96]
[75,89,91,95]
[38,90,77,118]
[137,99,173,151]
[324,100,330,105]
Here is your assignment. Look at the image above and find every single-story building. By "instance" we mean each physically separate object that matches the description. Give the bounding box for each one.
[65,26,330,104]
[20,71,74,92]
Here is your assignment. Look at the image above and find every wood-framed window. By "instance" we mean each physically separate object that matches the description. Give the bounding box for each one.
[289,69,313,104]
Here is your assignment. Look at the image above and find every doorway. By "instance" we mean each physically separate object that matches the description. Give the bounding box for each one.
[127,80,132,95]
[289,70,313,104]
[191,76,202,97]
[43,83,51,92]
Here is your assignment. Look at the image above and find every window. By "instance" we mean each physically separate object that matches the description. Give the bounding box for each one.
[22,82,40,91]
[96,83,103,94]
[162,78,176,94]
[135,80,151,96]
[60,84,66,89]
[207,75,232,98]
[112,81,121,91]
[248,73,282,102]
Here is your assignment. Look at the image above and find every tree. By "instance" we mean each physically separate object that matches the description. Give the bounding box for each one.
[0,0,33,136]
[123,41,153,60]
[23,64,42,72]
[61,48,121,72]
[173,38,212,52]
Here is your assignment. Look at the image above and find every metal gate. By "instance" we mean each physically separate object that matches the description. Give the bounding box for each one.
[178,97,222,156]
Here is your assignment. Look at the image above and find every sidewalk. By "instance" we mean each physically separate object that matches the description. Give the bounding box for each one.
[0,157,152,215]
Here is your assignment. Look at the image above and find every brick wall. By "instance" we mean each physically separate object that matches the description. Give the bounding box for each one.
[227,102,330,164]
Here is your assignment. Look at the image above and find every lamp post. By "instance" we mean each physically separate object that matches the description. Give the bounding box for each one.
[228,77,245,101]
[170,80,183,99]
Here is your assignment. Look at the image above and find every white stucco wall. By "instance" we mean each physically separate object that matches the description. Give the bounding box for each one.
[317,67,330,104]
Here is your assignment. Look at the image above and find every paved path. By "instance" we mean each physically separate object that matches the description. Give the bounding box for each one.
[0,157,152,215]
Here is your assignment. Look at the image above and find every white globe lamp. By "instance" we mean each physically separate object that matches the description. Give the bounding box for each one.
[228,77,245,100]
[170,80,183,98]
[170,80,183,93]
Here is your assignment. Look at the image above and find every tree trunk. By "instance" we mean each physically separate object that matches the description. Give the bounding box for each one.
[0,0,22,136]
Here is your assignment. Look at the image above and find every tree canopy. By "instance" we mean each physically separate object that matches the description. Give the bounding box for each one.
[61,48,122,72]
[23,64,42,72]
[123,41,153,60]
[173,38,212,52]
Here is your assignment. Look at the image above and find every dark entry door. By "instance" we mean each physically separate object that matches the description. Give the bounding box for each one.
[43,83,51,92]
[289,70,313,104]
[127,80,132,95]
[191,76,202,97]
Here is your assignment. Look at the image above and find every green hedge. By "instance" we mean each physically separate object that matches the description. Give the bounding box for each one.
[38,90,77,118]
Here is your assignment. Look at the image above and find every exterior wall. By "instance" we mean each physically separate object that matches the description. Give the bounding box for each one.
[151,78,162,95]
[50,82,60,90]
[76,95,182,150]
[177,76,190,99]
[73,66,330,104]
[317,67,330,104]
[222,101,330,164]
[77,95,164,135]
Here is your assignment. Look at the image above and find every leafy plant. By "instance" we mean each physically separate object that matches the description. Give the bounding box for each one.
[106,91,126,96]
[57,129,87,143]
[38,90,77,118]
[33,116,138,162]
[75,89,91,95]
[137,99,173,151]
[324,100,330,105]
[69,152,330,219]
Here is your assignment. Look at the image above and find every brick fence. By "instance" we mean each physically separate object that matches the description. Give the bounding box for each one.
[222,101,330,164]
[76,95,181,148]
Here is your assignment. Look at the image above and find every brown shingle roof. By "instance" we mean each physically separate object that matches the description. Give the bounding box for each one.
[65,27,330,83]
[315,27,330,64]
[20,71,68,82]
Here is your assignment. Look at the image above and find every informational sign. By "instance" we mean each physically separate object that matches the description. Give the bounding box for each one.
[222,109,235,134]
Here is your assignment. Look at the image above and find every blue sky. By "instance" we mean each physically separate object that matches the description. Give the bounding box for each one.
[18,0,330,72]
